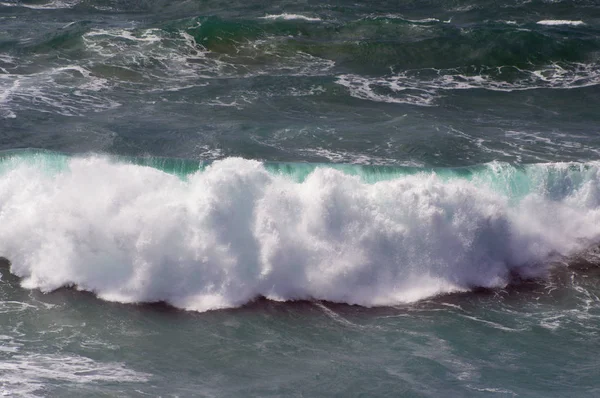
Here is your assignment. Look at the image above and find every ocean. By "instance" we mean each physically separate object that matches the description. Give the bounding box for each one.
[1,0,600,396]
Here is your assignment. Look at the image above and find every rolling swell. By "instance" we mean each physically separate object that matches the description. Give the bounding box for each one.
[1,150,600,312]
[7,14,599,72]
[182,16,599,72]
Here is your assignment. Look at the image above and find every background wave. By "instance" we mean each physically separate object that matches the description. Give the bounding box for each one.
[2,1,600,167]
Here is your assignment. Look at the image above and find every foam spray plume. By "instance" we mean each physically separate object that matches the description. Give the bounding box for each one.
[1,151,600,312]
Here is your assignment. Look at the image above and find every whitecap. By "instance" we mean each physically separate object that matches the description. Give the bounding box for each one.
[260,13,322,22]
[536,20,585,26]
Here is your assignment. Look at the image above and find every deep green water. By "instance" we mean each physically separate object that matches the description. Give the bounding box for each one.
[1,0,600,396]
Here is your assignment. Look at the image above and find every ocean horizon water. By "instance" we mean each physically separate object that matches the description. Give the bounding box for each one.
[1,0,600,396]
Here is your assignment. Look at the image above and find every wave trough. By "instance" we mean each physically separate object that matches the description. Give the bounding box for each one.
[1,152,600,312]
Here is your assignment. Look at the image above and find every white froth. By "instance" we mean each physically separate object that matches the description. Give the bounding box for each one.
[80,27,334,86]
[1,157,600,312]
[366,14,441,24]
[405,18,440,23]
[260,13,322,22]
[536,20,585,26]
[0,301,37,315]
[81,28,223,85]
[336,62,600,105]
[0,66,117,118]
[0,0,80,9]
[0,353,150,396]
[335,74,437,106]
[298,147,417,166]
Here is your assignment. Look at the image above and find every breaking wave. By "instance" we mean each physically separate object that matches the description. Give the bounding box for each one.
[1,151,600,312]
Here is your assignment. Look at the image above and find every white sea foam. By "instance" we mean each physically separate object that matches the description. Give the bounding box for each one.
[81,28,225,85]
[0,352,150,397]
[298,147,415,166]
[1,156,600,312]
[0,66,117,118]
[81,27,333,88]
[336,74,439,106]
[336,62,600,105]
[404,18,440,23]
[0,0,80,9]
[365,14,441,24]
[536,20,585,26]
[0,301,37,315]
[0,54,16,66]
[260,13,322,22]
[0,78,19,119]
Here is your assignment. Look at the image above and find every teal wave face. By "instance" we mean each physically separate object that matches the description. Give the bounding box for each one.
[2,149,599,203]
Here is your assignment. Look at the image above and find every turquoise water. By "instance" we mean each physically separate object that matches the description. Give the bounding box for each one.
[1,0,600,396]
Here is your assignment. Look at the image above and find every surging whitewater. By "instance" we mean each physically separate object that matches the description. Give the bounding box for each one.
[1,154,600,312]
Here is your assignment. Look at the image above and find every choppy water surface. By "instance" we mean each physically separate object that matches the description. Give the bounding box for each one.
[1,0,600,396]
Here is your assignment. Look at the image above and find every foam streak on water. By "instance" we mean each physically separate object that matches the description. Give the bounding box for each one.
[0,353,150,397]
[336,63,600,105]
[259,14,322,22]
